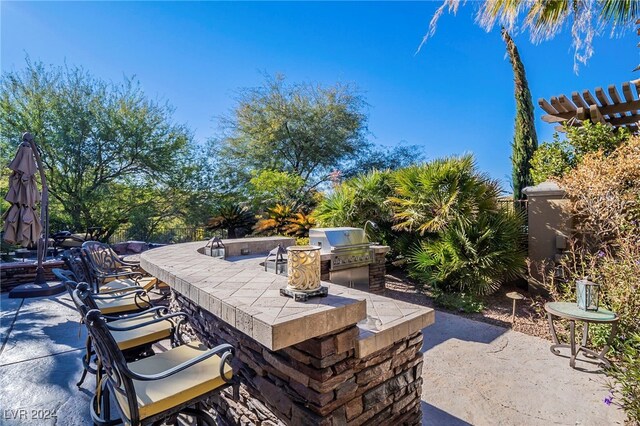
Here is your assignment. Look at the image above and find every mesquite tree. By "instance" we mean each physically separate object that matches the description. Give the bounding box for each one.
[0,60,194,239]
[502,29,538,201]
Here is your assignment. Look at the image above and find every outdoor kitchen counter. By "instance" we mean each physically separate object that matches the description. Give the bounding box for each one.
[140,240,434,355]
[142,239,432,424]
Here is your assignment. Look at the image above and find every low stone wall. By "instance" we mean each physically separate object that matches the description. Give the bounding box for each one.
[0,260,66,293]
[172,291,424,425]
[220,237,296,258]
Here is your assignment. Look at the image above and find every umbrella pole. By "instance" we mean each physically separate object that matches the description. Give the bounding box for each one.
[23,132,49,285]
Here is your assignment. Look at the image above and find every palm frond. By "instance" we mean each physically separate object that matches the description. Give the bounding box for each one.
[601,0,639,27]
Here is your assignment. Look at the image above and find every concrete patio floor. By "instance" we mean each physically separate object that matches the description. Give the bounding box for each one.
[0,293,627,425]
[421,311,626,425]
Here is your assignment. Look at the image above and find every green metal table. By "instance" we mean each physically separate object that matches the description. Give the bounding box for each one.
[545,302,618,369]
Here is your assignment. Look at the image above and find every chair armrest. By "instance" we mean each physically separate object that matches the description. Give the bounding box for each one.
[52,268,76,283]
[98,271,142,281]
[106,312,189,331]
[92,289,147,299]
[103,306,169,321]
[124,344,234,381]
[98,285,140,295]
[118,258,141,267]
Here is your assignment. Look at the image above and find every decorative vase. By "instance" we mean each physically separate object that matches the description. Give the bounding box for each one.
[287,245,321,292]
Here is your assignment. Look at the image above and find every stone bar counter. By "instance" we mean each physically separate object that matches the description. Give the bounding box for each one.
[141,238,434,425]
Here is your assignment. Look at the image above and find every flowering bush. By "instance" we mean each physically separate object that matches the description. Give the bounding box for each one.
[607,333,640,421]
[543,136,640,423]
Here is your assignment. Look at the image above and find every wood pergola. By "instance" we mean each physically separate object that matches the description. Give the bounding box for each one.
[539,80,640,134]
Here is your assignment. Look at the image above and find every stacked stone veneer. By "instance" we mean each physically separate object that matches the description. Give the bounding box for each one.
[368,246,388,295]
[1,260,66,293]
[171,291,423,425]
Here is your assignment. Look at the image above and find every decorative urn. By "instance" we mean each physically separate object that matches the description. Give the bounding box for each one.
[286,245,321,292]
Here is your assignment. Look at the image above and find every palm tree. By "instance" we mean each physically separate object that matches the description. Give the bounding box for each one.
[422,0,638,71]
[387,155,499,236]
[409,209,526,295]
[253,204,293,236]
[502,28,538,201]
[207,203,255,239]
[284,212,317,238]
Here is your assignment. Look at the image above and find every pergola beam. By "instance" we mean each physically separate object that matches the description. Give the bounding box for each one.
[539,80,640,133]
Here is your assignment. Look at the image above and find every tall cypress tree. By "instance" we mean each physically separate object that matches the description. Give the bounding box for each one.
[502,28,538,200]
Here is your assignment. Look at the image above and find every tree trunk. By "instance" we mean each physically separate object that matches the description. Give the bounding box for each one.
[502,28,538,201]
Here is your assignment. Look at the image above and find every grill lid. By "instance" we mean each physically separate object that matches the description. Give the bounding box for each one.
[309,227,369,253]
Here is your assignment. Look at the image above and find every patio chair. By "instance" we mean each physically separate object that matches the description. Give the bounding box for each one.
[67,245,158,294]
[54,268,153,315]
[54,270,189,386]
[82,307,238,426]
[67,280,192,388]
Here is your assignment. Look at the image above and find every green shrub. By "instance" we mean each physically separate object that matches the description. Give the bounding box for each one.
[313,169,400,248]
[433,290,485,313]
[537,137,640,421]
[295,237,310,246]
[529,141,572,185]
[314,155,526,296]
[314,169,393,227]
[409,210,525,295]
[530,121,629,184]
[607,333,640,423]
[388,155,498,235]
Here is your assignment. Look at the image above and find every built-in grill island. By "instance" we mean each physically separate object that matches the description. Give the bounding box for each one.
[309,227,387,293]
[141,239,432,425]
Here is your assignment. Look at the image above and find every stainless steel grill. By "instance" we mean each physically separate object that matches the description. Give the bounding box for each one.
[309,227,373,290]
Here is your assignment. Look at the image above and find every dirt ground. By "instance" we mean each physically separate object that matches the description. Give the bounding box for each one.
[384,267,552,340]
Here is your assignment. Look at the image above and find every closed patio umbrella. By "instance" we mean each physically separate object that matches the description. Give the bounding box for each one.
[3,140,42,247]
[3,132,61,298]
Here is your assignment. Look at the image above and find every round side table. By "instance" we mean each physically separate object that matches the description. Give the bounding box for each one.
[544,302,618,369]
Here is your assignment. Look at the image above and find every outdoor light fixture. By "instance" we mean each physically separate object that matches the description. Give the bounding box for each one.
[204,237,225,258]
[264,244,287,275]
[576,279,600,311]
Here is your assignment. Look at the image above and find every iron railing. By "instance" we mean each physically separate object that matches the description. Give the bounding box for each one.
[108,227,226,245]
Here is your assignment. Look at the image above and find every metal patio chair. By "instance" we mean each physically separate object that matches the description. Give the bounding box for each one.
[54,269,186,385]
[81,241,159,293]
[64,280,192,388]
[67,245,158,294]
[54,268,153,316]
[81,307,238,426]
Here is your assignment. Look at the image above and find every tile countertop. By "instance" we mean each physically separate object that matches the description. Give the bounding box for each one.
[140,240,434,356]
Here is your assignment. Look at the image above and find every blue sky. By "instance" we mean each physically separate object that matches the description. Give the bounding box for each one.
[1,1,635,190]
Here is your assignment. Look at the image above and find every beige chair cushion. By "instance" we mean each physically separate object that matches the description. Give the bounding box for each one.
[113,341,233,421]
[94,293,151,314]
[100,277,158,293]
[110,311,159,327]
[110,315,173,351]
